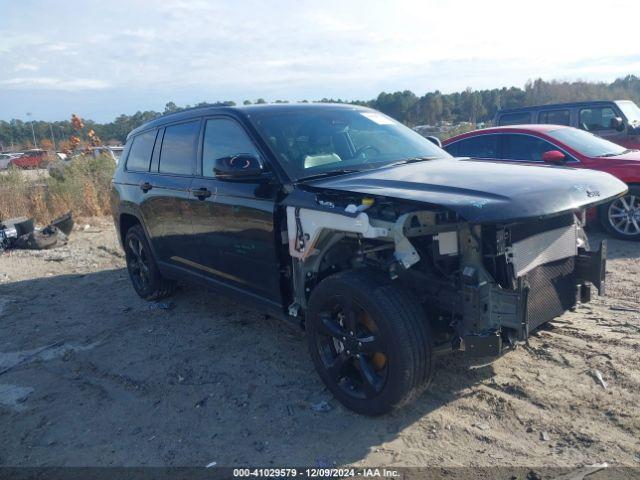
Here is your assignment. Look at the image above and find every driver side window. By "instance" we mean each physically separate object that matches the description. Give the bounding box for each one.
[202,118,261,178]
[579,107,616,132]
[501,134,556,162]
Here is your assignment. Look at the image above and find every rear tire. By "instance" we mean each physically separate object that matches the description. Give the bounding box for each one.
[599,186,640,241]
[306,269,433,416]
[124,225,175,300]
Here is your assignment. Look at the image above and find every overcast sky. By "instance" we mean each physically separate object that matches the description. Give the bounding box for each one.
[1,0,639,122]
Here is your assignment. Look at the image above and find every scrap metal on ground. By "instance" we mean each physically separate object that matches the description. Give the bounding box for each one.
[0,212,74,253]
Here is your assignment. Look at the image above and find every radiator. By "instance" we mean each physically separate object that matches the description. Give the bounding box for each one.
[526,257,577,331]
[509,223,578,277]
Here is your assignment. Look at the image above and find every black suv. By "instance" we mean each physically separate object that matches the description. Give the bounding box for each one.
[111,104,625,415]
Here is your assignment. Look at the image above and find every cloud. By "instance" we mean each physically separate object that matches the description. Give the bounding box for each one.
[0,0,639,120]
[0,77,110,90]
[14,63,39,72]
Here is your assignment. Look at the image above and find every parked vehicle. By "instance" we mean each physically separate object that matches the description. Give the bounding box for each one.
[111,104,626,415]
[0,154,14,170]
[495,100,640,149]
[9,149,47,169]
[443,125,640,240]
[89,146,124,164]
[0,153,24,169]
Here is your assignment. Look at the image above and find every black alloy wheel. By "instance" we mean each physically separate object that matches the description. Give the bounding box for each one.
[315,297,388,400]
[306,269,433,416]
[124,224,175,300]
[126,235,151,293]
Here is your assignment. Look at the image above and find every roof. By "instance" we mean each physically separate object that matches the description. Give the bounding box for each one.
[497,100,624,114]
[443,124,570,144]
[476,124,565,133]
[127,103,371,139]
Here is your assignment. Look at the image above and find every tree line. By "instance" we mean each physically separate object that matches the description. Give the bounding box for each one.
[1,75,639,151]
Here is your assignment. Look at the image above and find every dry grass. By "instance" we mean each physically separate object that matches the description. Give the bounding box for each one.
[0,155,115,224]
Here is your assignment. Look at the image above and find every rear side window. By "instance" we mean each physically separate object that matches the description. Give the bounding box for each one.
[159,121,200,175]
[498,112,531,126]
[202,118,261,177]
[453,135,499,158]
[538,109,570,126]
[579,107,617,131]
[126,130,157,171]
[501,134,556,162]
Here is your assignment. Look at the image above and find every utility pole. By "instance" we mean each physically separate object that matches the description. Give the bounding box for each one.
[26,112,37,148]
[49,123,56,151]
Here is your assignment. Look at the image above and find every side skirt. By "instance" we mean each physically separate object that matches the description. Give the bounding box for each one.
[157,261,293,325]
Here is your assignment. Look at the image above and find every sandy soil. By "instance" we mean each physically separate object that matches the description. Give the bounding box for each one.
[0,218,638,469]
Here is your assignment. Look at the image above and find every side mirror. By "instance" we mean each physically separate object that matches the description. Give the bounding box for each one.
[542,150,566,164]
[610,116,625,132]
[213,154,264,178]
[425,135,442,148]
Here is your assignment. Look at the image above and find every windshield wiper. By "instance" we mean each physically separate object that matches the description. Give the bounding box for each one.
[385,156,439,167]
[598,149,634,157]
[296,168,361,182]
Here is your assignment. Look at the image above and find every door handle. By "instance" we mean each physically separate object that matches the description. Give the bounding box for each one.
[192,187,213,200]
[140,182,153,193]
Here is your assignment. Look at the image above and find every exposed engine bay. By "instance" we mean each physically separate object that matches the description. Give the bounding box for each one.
[284,192,606,356]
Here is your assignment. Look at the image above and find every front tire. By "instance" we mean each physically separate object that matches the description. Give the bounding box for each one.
[600,186,640,240]
[306,269,433,416]
[124,225,175,300]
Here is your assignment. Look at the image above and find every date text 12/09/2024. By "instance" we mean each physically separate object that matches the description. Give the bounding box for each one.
[232,468,400,478]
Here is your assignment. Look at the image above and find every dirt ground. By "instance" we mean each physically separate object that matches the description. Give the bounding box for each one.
[0,217,638,469]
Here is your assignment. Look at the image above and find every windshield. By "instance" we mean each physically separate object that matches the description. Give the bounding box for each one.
[616,100,640,125]
[547,127,627,157]
[247,107,451,180]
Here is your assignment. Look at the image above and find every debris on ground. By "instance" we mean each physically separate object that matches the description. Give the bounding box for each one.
[148,301,175,311]
[609,305,637,312]
[0,341,64,377]
[540,431,550,441]
[310,400,332,412]
[473,421,490,431]
[591,369,608,389]
[0,212,74,253]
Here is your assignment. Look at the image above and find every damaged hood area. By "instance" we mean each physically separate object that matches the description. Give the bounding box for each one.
[305,158,628,223]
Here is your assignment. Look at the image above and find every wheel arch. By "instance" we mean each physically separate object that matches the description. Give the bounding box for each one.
[119,213,142,247]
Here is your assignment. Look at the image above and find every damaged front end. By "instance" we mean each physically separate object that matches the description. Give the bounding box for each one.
[283,188,610,358]
[455,216,606,356]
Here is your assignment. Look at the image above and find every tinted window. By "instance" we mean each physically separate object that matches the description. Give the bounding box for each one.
[454,135,499,158]
[443,142,458,156]
[579,107,617,131]
[202,118,261,177]
[501,134,556,162]
[159,121,200,175]
[548,128,626,157]
[126,130,157,171]
[498,112,531,126]
[539,109,570,126]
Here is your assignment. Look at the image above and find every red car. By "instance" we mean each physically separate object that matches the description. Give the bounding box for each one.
[443,125,640,240]
[10,149,47,169]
